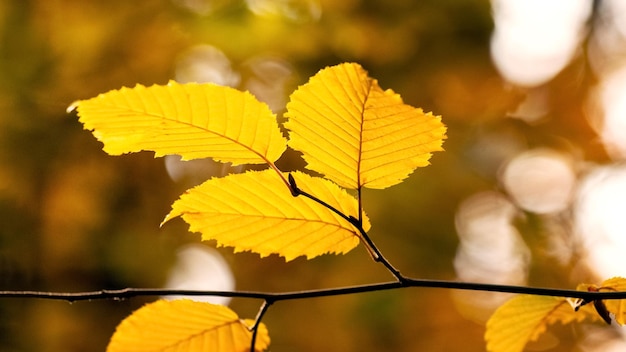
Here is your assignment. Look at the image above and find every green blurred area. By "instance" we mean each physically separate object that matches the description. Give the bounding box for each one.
[0,0,607,351]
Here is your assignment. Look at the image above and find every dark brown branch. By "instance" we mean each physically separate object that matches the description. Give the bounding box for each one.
[250,300,273,351]
[0,288,265,302]
[3,279,626,303]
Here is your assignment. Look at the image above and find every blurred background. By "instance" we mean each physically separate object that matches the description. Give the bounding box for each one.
[1,0,626,350]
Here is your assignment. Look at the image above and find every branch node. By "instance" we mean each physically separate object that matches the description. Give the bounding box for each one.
[288,173,300,197]
[347,215,361,228]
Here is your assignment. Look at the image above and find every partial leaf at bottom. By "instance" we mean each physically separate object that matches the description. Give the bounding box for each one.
[107,299,270,352]
[485,295,598,352]
[163,170,370,261]
[595,277,626,325]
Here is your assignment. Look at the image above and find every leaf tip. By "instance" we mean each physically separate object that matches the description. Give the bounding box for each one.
[160,210,181,227]
[66,101,80,114]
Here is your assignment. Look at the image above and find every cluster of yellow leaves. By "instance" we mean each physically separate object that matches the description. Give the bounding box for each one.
[71,63,446,351]
[72,62,445,262]
[485,277,626,352]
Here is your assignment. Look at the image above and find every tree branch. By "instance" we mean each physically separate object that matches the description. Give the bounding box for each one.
[3,279,626,303]
[250,300,273,351]
[287,173,406,282]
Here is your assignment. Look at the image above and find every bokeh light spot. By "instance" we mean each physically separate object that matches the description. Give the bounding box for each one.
[175,45,240,86]
[453,191,530,320]
[490,0,592,86]
[500,149,576,214]
[575,164,626,278]
[163,244,235,305]
[588,65,626,159]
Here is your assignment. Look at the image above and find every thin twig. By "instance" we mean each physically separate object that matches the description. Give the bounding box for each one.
[288,173,406,282]
[4,280,626,303]
[250,300,273,351]
[351,221,407,282]
[287,174,378,258]
[0,288,267,302]
[287,173,354,225]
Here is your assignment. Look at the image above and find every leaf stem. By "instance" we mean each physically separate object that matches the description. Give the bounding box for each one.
[357,187,363,226]
[269,162,291,191]
[250,300,272,351]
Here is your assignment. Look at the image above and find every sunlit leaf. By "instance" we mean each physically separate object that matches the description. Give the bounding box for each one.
[485,295,599,352]
[600,277,626,325]
[582,277,626,325]
[71,81,286,165]
[284,62,446,189]
[163,169,370,261]
[107,299,270,352]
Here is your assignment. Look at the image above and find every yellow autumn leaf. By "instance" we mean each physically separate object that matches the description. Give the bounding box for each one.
[485,295,599,352]
[163,169,370,261]
[589,277,626,325]
[70,81,286,165]
[284,62,446,189]
[107,299,270,352]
